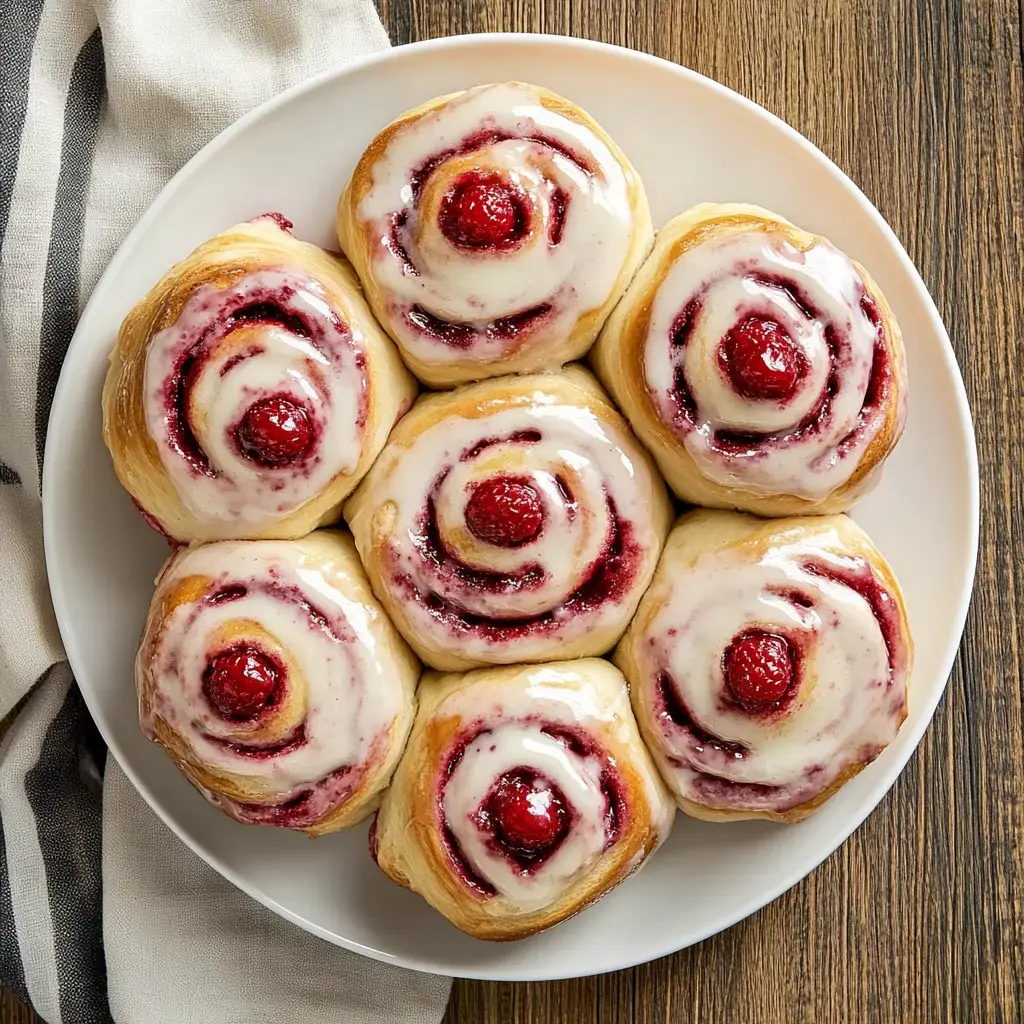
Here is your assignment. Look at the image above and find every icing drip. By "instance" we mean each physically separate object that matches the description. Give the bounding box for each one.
[144,265,367,528]
[357,83,637,368]
[636,529,909,813]
[643,229,900,500]
[140,540,410,828]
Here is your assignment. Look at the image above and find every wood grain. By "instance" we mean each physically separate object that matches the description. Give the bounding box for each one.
[369,2,1022,1022]
[4,1,1020,1021]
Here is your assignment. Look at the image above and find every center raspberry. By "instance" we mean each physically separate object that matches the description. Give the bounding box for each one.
[464,475,545,548]
[236,395,314,466]
[488,770,568,854]
[723,630,795,707]
[439,173,528,249]
[720,316,805,401]
[202,644,282,721]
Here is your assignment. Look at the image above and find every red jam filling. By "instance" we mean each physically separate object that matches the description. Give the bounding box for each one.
[720,316,805,400]
[801,558,903,679]
[486,769,568,854]
[665,276,889,459]
[403,495,641,641]
[687,771,787,805]
[723,630,795,706]
[438,723,624,894]
[252,212,294,233]
[236,395,314,467]
[163,285,364,478]
[670,299,701,348]
[539,725,623,844]
[368,814,379,864]
[404,302,551,349]
[388,131,582,347]
[439,172,531,250]
[130,496,176,545]
[656,673,749,758]
[547,185,568,246]
[408,128,591,199]
[198,589,334,756]
[228,763,354,829]
[464,476,545,548]
[208,725,306,760]
[202,644,282,721]
[460,429,542,462]
[204,579,349,646]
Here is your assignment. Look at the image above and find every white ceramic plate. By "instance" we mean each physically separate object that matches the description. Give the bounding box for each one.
[43,34,978,981]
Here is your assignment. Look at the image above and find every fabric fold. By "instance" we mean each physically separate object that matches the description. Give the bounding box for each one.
[0,2,451,1020]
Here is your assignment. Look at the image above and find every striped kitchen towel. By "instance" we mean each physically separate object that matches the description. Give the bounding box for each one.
[0,2,451,1021]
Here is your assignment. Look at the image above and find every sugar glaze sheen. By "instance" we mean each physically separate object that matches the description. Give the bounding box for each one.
[372,659,675,940]
[591,202,909,517]
[136,532,419,835]
[338,81,654,387]
[615,509,914,823]
[344,366,673,671]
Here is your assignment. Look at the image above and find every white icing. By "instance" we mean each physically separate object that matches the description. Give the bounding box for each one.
[144,268,365,527]
[357,83,636,365]
[439,665,670,912]
[363,393,663,662]
[139,541,408,799]
[643,230,893,500]
[635,531,908,812]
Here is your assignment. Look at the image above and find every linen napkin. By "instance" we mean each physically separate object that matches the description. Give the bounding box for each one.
[0,2,452,1021]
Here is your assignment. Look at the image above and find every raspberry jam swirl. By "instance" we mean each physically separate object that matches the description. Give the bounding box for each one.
[433,664,672,913]
[643,228,905,501]
[137,535,416,833]
[623,515,912,817]
[346,372,670,668]
[143,235,369,533]
[353,82,642,376]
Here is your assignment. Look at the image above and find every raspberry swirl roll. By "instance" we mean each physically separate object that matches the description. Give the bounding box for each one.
[615,510,913,822]
[591,203,908,516]
[103,214,416,543]
[345,367,672,670]
[137,531,419,836]
[338,82,652,388]
[373,659,674,940]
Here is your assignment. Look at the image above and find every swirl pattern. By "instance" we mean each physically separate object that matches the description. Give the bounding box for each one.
[137,531,419,835]
[615,510,912,821]
[345,367,672,670]
[372,660,674,939]
[103,215,416,542]
[338,82,652,387]
[591,203,908,516]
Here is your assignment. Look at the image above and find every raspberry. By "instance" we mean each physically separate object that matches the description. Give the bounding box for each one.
[439,174,525,249]
[724,631,795,706]
[237,396,313,466]
[464,476,544,547]
[203,644,281,721]
[721,316,804,400]
[488,771,568,853]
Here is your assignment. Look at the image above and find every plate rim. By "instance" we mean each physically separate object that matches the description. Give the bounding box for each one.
[42,32,980,980]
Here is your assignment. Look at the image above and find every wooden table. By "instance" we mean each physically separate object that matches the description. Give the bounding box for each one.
[4,1,1020,1021]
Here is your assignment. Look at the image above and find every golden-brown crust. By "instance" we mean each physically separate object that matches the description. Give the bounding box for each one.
[590,202,908,516]
[614,508,913,823]
[374,659,674,939]
[344,365,674,671]
[337,82,653,388]
[137,531,421,836]
[102,218,417,543]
